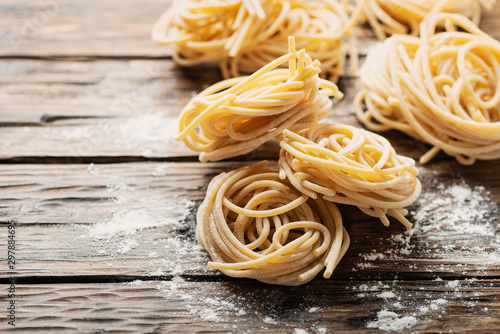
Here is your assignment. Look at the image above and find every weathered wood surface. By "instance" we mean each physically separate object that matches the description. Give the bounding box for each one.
[0,62,358,160]
[0,162,498,282]
[0,0,173,58]
[1,0,500,332]
[1,2,499,160]
[0,0,379,58]
[0,280,499,333]
[1,0,498,58]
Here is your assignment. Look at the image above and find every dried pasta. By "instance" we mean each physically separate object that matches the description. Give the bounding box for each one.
[278,123,421,228]
[196,160,350,286]
[176,37,343,162]
[356,13,500,165]
[359,0,495,40]
[151,0,359,80]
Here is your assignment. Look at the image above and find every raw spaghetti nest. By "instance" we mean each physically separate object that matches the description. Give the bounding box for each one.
[356,13,500,165]
[197,161,350,286]
[279,123,421,228]
[176,37,343,162]
[151,0,358,80]
[359,0,495,40]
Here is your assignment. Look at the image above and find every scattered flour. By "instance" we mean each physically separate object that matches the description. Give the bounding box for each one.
[47,111,180,156]
[377,291,396,299]
[118,112,179,143]
[356,177,499,276]
[356,276,473,331]
[117,239,139,254]
[88,209,162,240]
[294,329,308,334]
[412,181,494,237]
[263,317,278,325]
[154,278,330,331]
[87,163,100,176]
[122,280,147,286]
[67,135,498,332]
[367,310,417,331]
[198,309,220,322]
[152,165,169,177]
[446,280,461,289]
[74,167,200,268]
[430,299,447,311]
[107,183,135,193]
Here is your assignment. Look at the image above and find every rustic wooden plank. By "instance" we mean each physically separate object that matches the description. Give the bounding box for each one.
[0,0,173,58]
[0,161,498,280]
[0,64,430,161]
[0,59,221,123]
[2,1,500,160]
[1,2,499,332]
[0,63,359,160]
[1,0,499,58]
[2,280,499,333]
[2,219,498,281]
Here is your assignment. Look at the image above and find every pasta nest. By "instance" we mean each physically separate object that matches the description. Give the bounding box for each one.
[196,161,350,286]
[360,0,495,40]
[356,13,500,165]
[176,37,343,162]
[151,0,351,80]
[278,123,421,228]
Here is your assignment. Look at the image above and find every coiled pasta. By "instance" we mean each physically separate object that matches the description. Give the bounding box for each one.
[279,123,421,228]
[197,161,350,286]
[152,0,356,80]
[356,13,500,165]
[360,0,495,40]
[176,37,343,162]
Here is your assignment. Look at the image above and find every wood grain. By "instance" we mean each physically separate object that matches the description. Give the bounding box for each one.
[1,1,500,332]
[2,280,499,333]
[0,162,498,282]
[0,0,173,58]
[0,69,446,161]
[1,0,499,58]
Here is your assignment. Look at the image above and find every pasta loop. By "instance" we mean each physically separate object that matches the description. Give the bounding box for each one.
[151,0,355,80]
[278,123,421,228]
[360,0,495,40]
[176,36,343,162]
[197,161,350,286]
[356,13,500,165]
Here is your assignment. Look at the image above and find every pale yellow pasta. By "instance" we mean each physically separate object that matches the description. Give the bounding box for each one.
[151,0,358,80]
[360,0,495,40]
[278,123,421,228]
[176,37,343,162]
[356,13,500,165]
[197,160,350,286]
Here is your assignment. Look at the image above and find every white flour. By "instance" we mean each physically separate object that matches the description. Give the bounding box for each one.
[155,277,328,333]
[367,310,417,331]
[74,165,497,333]
[88,209,162,240]
[358,175,499,331]
[118,112,179,143]
[47,111,180,156]
[412,182,494,236]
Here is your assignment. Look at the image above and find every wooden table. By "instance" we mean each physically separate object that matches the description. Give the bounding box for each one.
[1,1,499,333]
